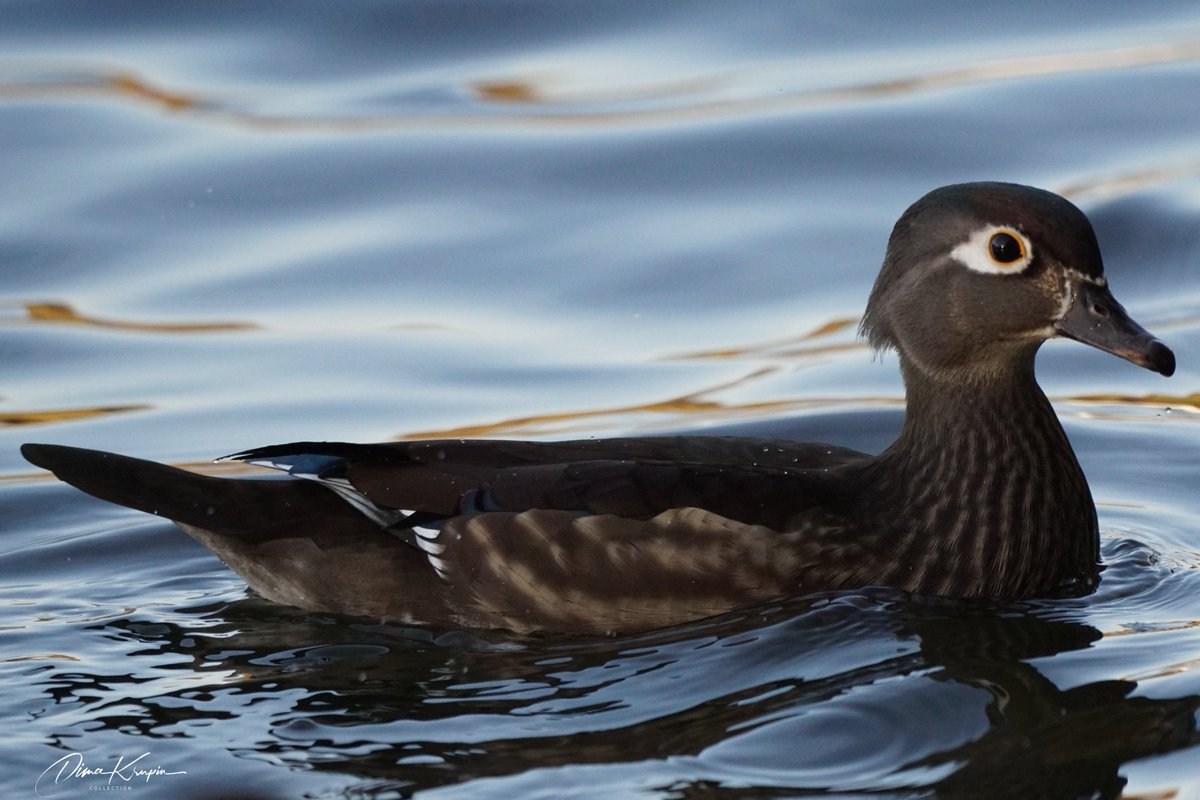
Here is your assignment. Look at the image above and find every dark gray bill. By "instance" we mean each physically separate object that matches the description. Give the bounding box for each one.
[1054,281,1175,377]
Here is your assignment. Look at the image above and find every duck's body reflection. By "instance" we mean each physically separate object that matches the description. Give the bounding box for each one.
[57,591,1197,799]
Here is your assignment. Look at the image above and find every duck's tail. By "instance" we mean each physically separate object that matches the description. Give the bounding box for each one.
[21,443,355,540]
[22,443,449,621]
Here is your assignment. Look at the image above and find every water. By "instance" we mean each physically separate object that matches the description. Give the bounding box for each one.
[3,2,1199,797]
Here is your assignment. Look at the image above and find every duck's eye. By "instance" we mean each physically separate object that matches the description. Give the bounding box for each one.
[952,225,1033,275]
[988,231,1025,265]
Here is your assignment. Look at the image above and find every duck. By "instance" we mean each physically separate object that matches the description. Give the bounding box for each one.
[22,182,1176,635]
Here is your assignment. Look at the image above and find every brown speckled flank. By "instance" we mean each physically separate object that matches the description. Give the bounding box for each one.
[22,183,1175,634]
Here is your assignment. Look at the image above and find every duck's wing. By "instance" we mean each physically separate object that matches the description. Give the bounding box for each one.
[224,436,868,632]
[225,436,867,530]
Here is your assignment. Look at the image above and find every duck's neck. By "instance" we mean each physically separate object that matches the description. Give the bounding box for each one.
[861,358,1099,598]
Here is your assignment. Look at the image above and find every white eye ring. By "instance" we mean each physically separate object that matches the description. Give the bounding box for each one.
[951,225,1033,275]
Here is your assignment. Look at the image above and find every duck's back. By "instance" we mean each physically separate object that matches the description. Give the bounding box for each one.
[235,436,867,523]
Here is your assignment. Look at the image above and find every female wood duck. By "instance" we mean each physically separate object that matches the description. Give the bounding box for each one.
[23,182,1175,635]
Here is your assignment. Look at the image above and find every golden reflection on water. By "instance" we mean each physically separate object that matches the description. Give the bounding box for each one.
[1,652,82,664]
[404,317,876,439]
[1102,622,1200,656]
[6,380,1189,450]
[19,302,254,333]
[400,387,1197,442]
[397,396,897,440]
[0,69,202,111]
[399,372,899,440]
[5,41,1199,215]
[399,306,1195,439]
[1,405,148,428]
[3,38,1198,134]
[107,72,197,111]
[1059,162,1200,203]
[667,316,860,360]
[474,80,542,103]
[1073,392,1200,415]
[5,296,1193,443]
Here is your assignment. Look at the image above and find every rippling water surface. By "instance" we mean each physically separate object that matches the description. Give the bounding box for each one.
[3,3,1200,798]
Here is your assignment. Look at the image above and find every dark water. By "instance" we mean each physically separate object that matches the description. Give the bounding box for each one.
[3,2,1200,798]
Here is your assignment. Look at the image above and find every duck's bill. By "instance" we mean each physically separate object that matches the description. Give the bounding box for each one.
[1054,281,1175,377]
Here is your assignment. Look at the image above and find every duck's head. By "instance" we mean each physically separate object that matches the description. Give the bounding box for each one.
[860,182,1175,382]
